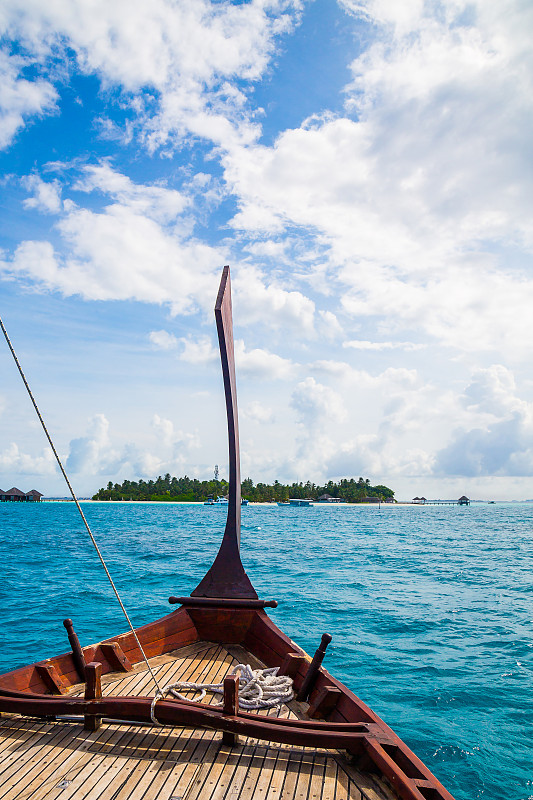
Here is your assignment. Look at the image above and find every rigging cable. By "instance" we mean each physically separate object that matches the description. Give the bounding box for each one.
[0,315,163,694]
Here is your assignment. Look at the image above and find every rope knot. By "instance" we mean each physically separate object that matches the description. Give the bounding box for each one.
[150,663,294,726]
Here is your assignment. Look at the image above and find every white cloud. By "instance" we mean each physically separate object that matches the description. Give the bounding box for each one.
[278,380,341,479]
[152,414,199,456]
[2,162,322,339]
[178,335,218,364]
[0,50,57,149]
[74,162,189,223]
[149,330,179,351]
[1,164,225,314]
[167,330,295,378]
[22,175,62,213]
[291,377,346,425]
[66,413,115,473]
[0,442,56,476]
[3,0,533,499]
[233,266,316,337]
[318,310,342,340]
[0,0,300,151]
[310,360,419,390]
[234,339,294,380]
[63,412,201,483]
[343,339,424,352]
[221,0,533,360]
[434,366,533,476]
[326,436,434,480]
[242,400,274,424]
[152,414,175,446]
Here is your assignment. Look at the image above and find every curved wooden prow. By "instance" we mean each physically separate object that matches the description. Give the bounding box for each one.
[191,267,258,599]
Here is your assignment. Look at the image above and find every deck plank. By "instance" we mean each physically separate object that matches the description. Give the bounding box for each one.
[279,750,308,800]
[336,763,357,800]
[0,641,399,800]
[321,757,339,800]
[308,754,328,800]
[256,745,293,800]
[85,645,230,800]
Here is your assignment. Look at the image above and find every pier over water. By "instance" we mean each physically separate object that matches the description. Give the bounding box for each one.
[412,495,470,506]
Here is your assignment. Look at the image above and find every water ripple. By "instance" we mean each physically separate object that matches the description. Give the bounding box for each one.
[0,500,531,800]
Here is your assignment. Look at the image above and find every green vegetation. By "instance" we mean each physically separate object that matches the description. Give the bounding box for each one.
[92,474,394,503]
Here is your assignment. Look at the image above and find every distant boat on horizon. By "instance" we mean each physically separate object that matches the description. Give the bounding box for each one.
[277,498,314,507]
[204,495,249,506]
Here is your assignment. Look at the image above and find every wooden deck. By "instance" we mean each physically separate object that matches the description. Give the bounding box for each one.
[0,642,398,800]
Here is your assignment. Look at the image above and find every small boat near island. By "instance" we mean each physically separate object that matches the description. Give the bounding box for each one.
[0,267,456,800]
[205,495,249,506]
[278,498,314,507]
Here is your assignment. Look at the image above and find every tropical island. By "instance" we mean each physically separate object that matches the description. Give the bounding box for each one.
[92,474,395,503]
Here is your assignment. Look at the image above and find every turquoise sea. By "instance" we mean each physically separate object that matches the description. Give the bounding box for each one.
[0,501,531,800]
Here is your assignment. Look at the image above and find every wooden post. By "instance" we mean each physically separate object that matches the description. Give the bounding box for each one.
[84,662,102,731]
[222,673,239,746]
[297,633,332,702]
[63,618,86,681]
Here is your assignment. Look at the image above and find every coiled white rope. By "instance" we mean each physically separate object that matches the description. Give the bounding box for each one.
[150,664,293,725]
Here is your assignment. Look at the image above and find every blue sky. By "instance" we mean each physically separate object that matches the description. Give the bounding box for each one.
[1,0,533,500]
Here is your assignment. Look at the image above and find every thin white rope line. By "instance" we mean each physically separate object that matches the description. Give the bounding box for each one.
[0,315,163,695]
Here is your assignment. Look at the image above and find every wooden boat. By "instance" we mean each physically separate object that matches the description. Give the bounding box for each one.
[0,267,455,800]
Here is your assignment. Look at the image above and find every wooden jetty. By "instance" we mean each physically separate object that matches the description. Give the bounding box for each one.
[412,497,470,506]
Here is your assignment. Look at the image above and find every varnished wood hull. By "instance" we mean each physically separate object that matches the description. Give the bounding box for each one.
[0,604,455,800]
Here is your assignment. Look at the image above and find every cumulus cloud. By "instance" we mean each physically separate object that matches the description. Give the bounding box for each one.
[233,266,316,337]
[149,330,179,351]
[2,163,225,313]
[310,360,419,390]
[22,175,62,213]
[280,377,344,478]
[234,339,294,380]
[242,400,274,424]
[326,436,434,481]
[178,335,218,364]
[0,50,57,149]
[152,414,175,446]
[170,332,294,378]
[3,0,533,497]
[66,413,115,473]
[222,0,533,360]
[73,162,189,223]
[7,164,325,338]
[434,366,533,476]
[0,442,56,475]
[275,364,462,481]
[152,414,199,458]
[295,378,344,430]
[0,0,299,151]
[63,413,200,482]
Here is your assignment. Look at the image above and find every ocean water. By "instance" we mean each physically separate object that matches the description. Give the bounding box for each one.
[0,501,531,800]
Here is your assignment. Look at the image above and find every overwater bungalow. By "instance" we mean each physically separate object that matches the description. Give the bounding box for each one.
[0,487,43,502]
